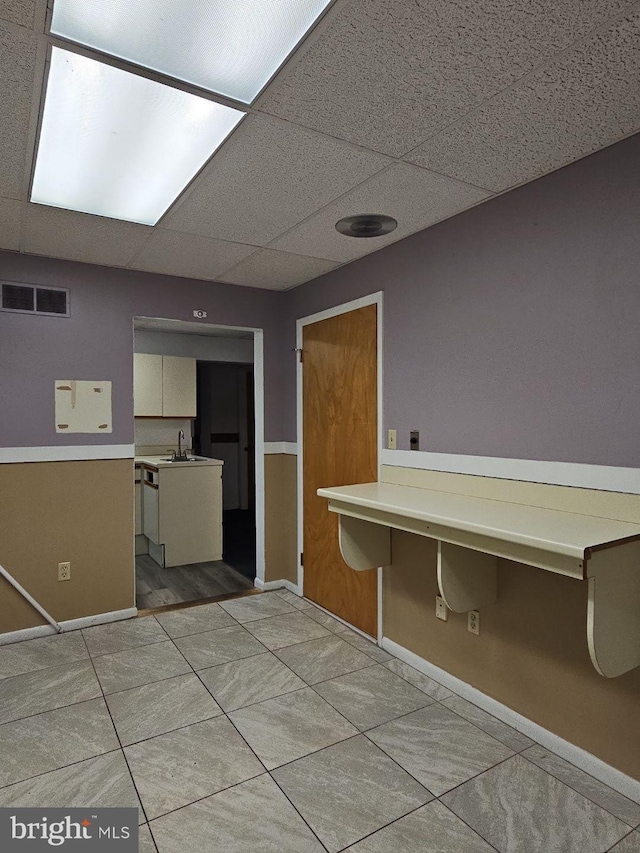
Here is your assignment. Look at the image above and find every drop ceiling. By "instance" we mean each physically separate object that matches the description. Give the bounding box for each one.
[1,0,640,291]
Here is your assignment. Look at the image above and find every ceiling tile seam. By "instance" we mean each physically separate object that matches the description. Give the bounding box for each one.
[258,161,491,256]
[124,227,262,270]
[397,3,640,162]
[216,246,346,282]
[17,200,28,254]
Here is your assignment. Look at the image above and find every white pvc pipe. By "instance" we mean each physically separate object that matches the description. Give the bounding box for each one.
[0,564,63,633]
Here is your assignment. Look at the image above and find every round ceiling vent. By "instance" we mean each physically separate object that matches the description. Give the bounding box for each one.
[335,214,398,238]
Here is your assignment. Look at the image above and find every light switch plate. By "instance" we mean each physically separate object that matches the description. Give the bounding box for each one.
[387,429,397,450]
[436,596,448,621]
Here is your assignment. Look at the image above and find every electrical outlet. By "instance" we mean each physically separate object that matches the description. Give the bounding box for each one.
[435,596,448,621]
[58,561,71,582]
[387,429,397,450]
[410,430,420,450]
[468,610,480,635]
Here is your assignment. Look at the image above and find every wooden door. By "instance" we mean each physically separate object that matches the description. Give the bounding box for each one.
[302,304,378,636]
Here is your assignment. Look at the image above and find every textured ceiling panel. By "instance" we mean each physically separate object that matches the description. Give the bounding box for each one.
[164,113,391,246]
[130,228,257,281]
[23,205,151,266]
[219,248,339,290]
[0,196,22,250]
[0,0,36,28]
[257,0,638,158]
[272,163,491,263]
[406,12,640,193]
[0,21,37,199]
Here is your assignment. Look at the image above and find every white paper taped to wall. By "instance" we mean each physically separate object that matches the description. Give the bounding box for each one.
[55,380,112,434]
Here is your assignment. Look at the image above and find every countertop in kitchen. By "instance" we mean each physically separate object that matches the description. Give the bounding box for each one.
[135,455,224,469]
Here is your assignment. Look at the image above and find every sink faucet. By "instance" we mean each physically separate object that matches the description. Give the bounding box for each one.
[178,430,184,457]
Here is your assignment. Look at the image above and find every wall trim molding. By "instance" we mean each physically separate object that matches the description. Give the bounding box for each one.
[382,449,640,495]
[0,607,138,646]
[382,637,640,804]
[254,578,300,594]
[0,445,136,464]
[264,442,298,455]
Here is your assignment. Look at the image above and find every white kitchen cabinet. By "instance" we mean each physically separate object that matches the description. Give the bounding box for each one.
[135,475,143,535]
[133,353,196,418]
[134,353,163,416]
[162,356,196,418]
[138,460,223,567]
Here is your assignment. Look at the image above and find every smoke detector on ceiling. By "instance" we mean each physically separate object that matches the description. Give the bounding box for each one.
[335,214,398,238]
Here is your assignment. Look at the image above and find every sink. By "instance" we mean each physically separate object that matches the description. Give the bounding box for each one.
[160,456,198,463]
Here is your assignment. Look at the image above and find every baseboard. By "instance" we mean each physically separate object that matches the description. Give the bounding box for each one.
[0,608,138,646]
[254,578,301,594]
[382,637,640,805]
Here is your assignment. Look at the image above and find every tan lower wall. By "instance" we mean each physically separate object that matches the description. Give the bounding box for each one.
[384,528,640,780]
[0,459,135,633]
[264,454,298,584]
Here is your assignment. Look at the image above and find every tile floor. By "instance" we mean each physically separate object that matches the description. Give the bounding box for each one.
[1,590,639,852]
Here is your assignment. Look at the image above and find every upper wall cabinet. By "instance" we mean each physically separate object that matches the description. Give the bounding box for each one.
[134,353,196,418]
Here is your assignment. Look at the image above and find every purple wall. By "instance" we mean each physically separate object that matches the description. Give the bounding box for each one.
[285,132,640,467]
[0,254,286,446]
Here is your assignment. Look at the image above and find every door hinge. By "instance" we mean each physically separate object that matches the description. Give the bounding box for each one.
[294,347,303,363]
[300,552,304,566]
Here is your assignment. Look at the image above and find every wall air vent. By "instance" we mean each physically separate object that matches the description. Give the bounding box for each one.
[1,282,69,317]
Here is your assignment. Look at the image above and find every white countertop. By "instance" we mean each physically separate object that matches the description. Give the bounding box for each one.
[135,455,224,469]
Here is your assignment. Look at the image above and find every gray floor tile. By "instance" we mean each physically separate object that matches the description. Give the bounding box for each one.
[342,631,393,662]
[0,631,88,680]
[106,673,222,746]
[272,735,431,853]
[385,658,454,701]
[139,825,157,853]
[367,703,514,796]
[243,612,331,650]
[198,652,304,712]
[228,686,357,770]
[344,800,494,852]
[219,593,297,623]
[275,634,374,685]
[83,617,168,657]
[174,625,266,670]
[442,754,629,853]
[523,745,640,827]
[93,641,191,695]
[443,695,534,752]
[154,603,236,638]
[314,664,432,730]
[305,606,351,633]
[149,774,324,853]
[125,716,263,819]
[0,751,144,824]
[0,660,101,724]
[273,589,314,610]
[0,699,119,788]
[609,833,640,852]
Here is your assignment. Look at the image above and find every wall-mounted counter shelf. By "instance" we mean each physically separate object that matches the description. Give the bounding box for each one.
[317,482,640,678]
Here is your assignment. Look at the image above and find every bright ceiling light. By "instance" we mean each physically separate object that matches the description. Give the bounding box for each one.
[31,48,244,226]
[50,0,334,104]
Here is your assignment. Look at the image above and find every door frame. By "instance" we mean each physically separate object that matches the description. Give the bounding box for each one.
[133,318,266,587]
[296,292,384,642]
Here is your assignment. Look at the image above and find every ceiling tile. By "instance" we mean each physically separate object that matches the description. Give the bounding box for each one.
[0,0,36,29]
[219,249,339,290]
[129,229,257,281]
[0,196,22,250]
[23,204,151,266]
[163,112,390,246]
[258,0,637,158]
[271,163,491,263]
[0,20,37,199]
[406,11,640,192]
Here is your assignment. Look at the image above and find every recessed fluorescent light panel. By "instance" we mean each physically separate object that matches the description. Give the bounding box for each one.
[50,0,334,104]
[31,48,244,225]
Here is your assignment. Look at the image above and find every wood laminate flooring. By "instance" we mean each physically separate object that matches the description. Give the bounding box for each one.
[135,555,254,610]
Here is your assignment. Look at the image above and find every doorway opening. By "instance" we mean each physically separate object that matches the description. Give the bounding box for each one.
[133,317,265,611]
[194,361,256,582]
